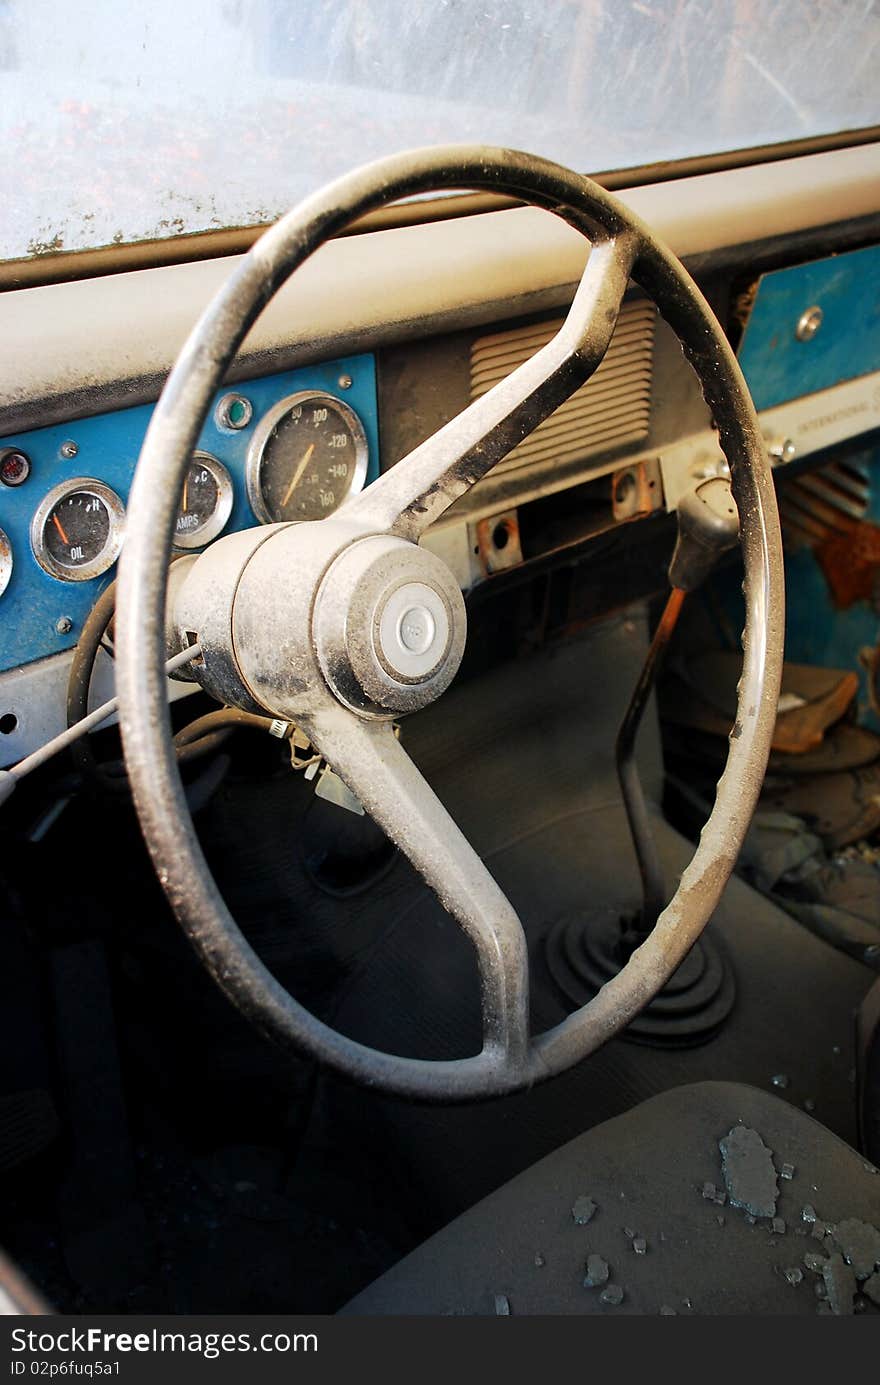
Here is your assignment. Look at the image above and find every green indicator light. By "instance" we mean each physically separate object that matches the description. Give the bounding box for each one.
[216,393,253,431]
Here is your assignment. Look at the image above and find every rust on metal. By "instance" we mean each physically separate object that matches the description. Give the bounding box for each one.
[475,510,523,576]
[611,458,664,523]
[816,517,880,609]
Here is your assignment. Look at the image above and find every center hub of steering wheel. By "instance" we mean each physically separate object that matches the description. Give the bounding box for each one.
[376,584,448,676]
[313,533,467,717]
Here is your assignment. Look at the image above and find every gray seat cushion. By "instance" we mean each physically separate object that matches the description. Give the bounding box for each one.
[343,1081,880,1315]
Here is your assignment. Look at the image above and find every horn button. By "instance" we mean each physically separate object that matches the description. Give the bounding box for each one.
[313,534,466,716]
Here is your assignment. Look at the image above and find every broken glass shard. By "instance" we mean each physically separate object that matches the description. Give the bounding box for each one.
[784,1267,804,1285]
[833,1219,880,1280]
[599,1284,624,1306]
[719,1126,779,1217]
[572,1196,597,1225]
[494,1293,511,1316]
[822,1253,856,1315]
[633,1238,647,1255]
[583,1254,610,1288]
[780,1163,795,1180]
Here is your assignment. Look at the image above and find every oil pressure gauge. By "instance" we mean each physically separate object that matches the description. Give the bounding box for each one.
[31,478,126,581]
[246,391,368,524]
[173,451,234,549]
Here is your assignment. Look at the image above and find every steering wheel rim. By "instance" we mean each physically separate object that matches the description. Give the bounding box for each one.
[116,146,784,1101]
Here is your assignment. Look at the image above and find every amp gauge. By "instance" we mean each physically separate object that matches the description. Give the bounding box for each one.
[31,478,126,581]
[246,391,368,524]
[173,451,234,549]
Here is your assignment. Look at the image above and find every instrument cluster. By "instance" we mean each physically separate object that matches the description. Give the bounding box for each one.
[0,355,379,674]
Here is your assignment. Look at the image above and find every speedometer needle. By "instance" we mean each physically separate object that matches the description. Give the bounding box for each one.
[52,513,71,545]
[281,443,315,509]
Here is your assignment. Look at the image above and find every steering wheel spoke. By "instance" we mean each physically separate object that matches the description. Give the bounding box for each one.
[344,231,639,540]
[304,704,531,1069]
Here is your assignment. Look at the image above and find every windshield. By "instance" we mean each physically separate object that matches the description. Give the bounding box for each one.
[4,0,879,263]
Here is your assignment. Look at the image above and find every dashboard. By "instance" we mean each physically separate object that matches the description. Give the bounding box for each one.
[2,143,880,768]
[0,356,378,673]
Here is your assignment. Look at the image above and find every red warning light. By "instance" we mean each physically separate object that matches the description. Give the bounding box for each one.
[0,449,31,487]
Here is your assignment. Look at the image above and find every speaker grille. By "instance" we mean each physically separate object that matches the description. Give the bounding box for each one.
[470,298,656,478]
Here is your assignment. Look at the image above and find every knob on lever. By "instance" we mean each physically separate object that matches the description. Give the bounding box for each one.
[616,476,739,939]
[668,476,741,592]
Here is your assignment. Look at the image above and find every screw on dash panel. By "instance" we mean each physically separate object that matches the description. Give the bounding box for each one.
[59,440,78,459]
[795,305,823,341]
[55,616,74,635]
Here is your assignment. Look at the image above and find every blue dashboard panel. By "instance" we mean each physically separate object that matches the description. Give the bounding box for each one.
[0,354,378,673]
[737,243,880,412]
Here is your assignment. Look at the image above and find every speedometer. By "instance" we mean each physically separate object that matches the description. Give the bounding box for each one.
[246,391,368,524]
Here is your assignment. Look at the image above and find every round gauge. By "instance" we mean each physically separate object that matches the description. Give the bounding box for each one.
[173,451,234,549]
[246,391,368,524]
[31,478,126,582]
[0,527,12,598]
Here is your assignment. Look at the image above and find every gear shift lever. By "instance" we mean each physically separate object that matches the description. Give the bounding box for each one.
[616,476,740,938]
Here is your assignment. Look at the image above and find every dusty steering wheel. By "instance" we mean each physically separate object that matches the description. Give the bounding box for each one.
[116,147,784,1101]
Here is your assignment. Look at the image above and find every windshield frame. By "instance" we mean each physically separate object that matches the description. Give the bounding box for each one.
[3,123,879,295]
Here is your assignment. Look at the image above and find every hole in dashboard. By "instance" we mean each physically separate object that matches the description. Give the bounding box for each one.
[517,472,620,561]
[0,713,18,735]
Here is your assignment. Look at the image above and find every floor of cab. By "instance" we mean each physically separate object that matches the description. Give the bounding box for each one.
[7,608,875,1313]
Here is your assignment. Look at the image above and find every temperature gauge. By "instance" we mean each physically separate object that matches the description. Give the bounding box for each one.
[31,478,126,581]
[173,451,234,549]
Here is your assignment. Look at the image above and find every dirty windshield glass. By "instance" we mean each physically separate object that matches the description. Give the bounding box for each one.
[3,0,879,261]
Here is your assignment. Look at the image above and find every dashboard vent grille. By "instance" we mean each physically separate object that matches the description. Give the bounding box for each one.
[470,299,656,478]
[778,458,871,549]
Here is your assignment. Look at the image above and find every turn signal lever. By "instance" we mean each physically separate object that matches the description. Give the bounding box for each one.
[616,477,740,939]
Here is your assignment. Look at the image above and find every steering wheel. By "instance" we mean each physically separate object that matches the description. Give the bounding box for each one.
[115,147,784,1101]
